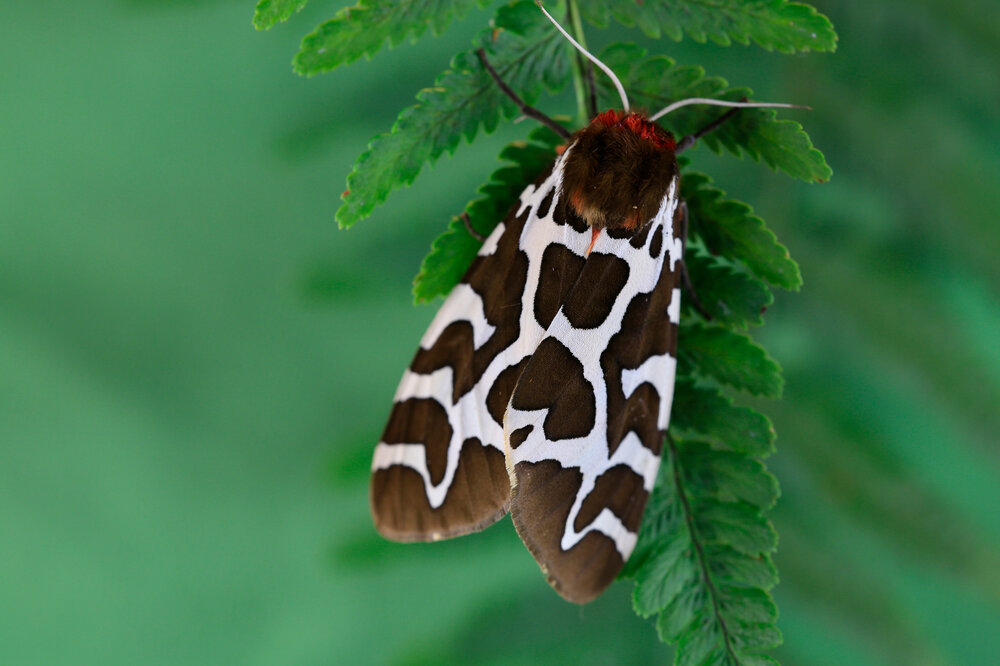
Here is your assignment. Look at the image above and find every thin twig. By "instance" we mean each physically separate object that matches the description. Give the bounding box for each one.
[476,48,571,140]
[460,212,486,242]
[675,97,748,154]
[678,200,713,321]
[681,263,713,321]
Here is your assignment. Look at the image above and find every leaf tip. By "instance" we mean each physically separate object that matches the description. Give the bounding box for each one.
[334,202,356,229]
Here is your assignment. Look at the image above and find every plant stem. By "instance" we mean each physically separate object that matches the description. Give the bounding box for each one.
[566,0,590,124]
[476,49,571,139]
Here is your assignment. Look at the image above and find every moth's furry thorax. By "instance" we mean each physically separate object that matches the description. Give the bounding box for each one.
[562,111,678,233]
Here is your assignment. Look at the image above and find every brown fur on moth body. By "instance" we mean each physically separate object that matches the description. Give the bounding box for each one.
[562,110,679,233]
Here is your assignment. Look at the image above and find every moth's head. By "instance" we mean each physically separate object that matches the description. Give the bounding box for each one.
[562,110,678,233]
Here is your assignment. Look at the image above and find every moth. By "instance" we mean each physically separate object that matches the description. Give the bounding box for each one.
[370,4,801,604]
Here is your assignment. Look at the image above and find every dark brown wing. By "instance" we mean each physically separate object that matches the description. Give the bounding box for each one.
[371,155,595,541]
[505,178,682,602]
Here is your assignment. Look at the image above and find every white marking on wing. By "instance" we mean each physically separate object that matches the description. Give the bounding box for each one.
[621,353,677,432]
[506,175,682,561]
[372,442,452,508]
[517,145,572,220]
[420,283,496,351]
[477,222,504,257]
[610,432,661,491]
[393,366,453,405]
[386,361,515,507]
[667,287,681,324]
[654,179,683,272]
[372,442,425,475]
[561,508,637,558]
[551,464,636,557]
[379,148,595,511]
[667,236,683,273]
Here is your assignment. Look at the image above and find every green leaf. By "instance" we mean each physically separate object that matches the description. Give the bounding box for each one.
[578,0,837,53]
[413,126,564,302]
[683,171,801,290]
[253,0,308,30]
[294,0,487,75]
[679,322,784,398]
[684,252,773,328]
[696,500,778,554]
[718,587,778,625]
[670,379,776,457]
[633,437,783,664]
[697,106,833,185]
[595,43,832,185]
[706,547,778,590]
[336,1,568,227]
[680,442,779,510]
[675,617,727,666]
[738,656,780,666]
[633,541,698,617]
[411,216,483,303]
[621,469,684,579]
[656,583,706,643]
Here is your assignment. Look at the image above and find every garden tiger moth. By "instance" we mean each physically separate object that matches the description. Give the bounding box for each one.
[370,2,803,604]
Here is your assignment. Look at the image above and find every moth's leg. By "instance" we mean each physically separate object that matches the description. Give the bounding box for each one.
[476,49,571,140]
[678,199,713,321]
[460,212,486,242]
[675,97,748,154]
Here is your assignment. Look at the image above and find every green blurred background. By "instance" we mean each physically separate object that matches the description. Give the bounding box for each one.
[3,1,999,664]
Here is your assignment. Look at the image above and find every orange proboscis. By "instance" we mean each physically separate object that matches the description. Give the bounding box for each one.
[586,226,600,256]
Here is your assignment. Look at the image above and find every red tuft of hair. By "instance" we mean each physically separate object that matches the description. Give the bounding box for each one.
[592,110,675,150]
[594,110,623,126]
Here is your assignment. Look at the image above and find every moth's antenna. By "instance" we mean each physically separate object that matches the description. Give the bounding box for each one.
[536,1,630,112]
[649,98,809,122]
